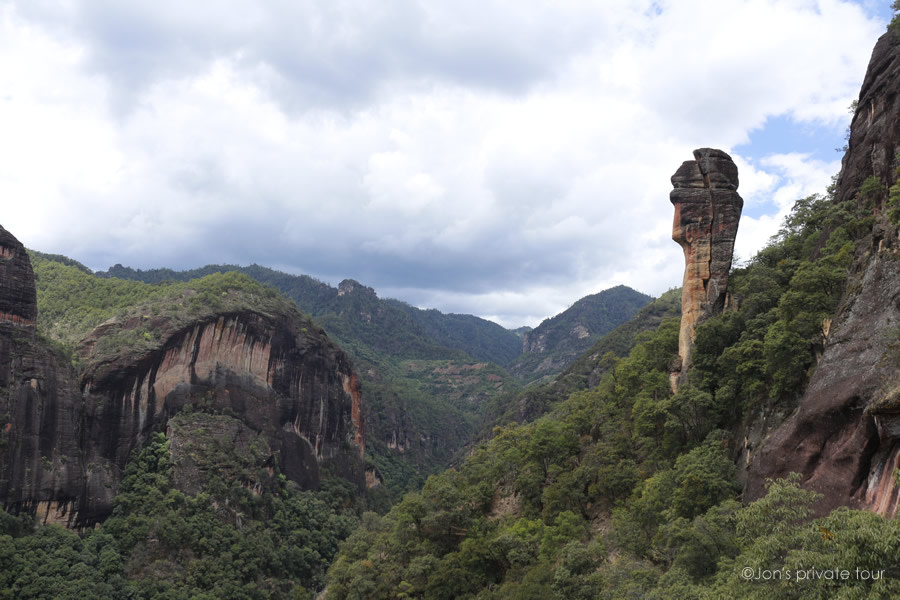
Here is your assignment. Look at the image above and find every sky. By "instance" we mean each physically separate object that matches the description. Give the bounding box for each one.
[0,0,892,328]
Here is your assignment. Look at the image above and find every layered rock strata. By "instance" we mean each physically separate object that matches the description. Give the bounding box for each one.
[745,30,900,516]
[0,230,364,527]
[670,148,743,387]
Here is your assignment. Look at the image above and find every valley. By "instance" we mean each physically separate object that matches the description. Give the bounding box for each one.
[2,5,900,600]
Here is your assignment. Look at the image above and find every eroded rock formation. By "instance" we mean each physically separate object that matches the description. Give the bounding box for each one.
[0,229,365,527]
[0,225,36,329]
[745,30,900,516]
[670,149,743,386]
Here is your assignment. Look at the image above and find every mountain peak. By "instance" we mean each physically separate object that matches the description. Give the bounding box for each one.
[338,279,377,298]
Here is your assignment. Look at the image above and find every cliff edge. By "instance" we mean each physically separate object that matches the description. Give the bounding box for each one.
[0,233,365,527]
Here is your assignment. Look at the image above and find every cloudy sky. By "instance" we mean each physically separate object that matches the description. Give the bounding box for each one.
[0,1,891,327]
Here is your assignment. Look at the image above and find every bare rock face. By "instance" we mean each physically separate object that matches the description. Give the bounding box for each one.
[670,148,743,385]
[835,31,900,208]
[0,228,365,527]
[0,328,84,526]
[0,224,36,328]
[76,310,366,510]
[745,31,900,516]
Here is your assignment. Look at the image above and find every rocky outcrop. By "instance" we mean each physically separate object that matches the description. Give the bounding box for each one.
[337,279,376,298]
[0,225,36,329]
[670,149,743,387]
[0,329,84,526]
[745,31,900,516]
[0,231,365,527]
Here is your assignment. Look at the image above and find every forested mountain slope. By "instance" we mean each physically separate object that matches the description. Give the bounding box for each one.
[746,26,900,516]
[508,285,652,384]
[102,264,523,367]
[97,263,652,501]
[324,168,895,600]
[324,29,900,599]
[0,235,367,597]
[484,288,681,432]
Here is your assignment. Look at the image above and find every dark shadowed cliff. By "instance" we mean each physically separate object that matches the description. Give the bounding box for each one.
[1,233,364,527]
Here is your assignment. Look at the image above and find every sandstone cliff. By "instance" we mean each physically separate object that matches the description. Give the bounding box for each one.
[0,235,364,527]
[746,30,900,516]
[670,149,743,387]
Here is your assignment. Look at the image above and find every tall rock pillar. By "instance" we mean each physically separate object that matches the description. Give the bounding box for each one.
[670,148,743,388]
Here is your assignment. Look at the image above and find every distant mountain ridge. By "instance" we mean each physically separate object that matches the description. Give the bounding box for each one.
[484,287,681,430]
[508,284,653,383]
[102,263,522,366]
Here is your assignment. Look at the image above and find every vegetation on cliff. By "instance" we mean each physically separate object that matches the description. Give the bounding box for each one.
[0,429,360,599]
[485,288,681,430]
[87,261,657,504]
[323,180,889,598]
[100,264,522,367]
[96,263,526,503]
[6,175,895,598]
[31,254,317,370]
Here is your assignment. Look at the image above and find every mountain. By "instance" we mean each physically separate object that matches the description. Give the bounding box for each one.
[1,231,369,594]
[101,264,522,366]
[510,325,533,338]
[324,30,900,598]
[9,24,900,600]
[507,284,653,383]
[385,301,523,366]
[98,264,524,501]
[7,248,365,527]
[485,287,682,429]
[745,29,900,515]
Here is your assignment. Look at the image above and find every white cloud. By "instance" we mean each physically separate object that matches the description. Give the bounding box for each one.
[732,152,843,264]
[0,0,886,327]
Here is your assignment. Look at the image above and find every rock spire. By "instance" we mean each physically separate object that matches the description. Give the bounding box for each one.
[670,148,743,388]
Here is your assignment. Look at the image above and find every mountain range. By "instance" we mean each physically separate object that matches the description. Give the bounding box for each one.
[4,20,900,600]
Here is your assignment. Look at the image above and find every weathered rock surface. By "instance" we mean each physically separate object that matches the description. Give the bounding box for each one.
[0,328,85,526]
[670,149,743,385]
[745,30,900,516]
[0,224,36,328]
[167,411,277,510]
[0,230,365,527]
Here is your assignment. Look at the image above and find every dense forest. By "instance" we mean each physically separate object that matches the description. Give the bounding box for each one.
[4,168,897,599]
[323,184,900,599]
[2,238,658,599]
[5,12,900,599]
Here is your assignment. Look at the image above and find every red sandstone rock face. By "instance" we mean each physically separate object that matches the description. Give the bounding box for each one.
[745,31,900,516]
[0,228,365,527]
[670,148,743,383]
